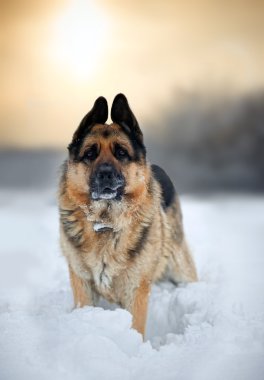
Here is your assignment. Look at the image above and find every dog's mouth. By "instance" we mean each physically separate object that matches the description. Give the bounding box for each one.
[91,186,124,201]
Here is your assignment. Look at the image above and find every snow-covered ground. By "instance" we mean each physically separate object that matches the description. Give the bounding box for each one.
[0,190,264,380]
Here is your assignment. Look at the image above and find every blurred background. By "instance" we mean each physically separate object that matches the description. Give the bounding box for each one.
[1,0,264,193]
[1,3,264,376]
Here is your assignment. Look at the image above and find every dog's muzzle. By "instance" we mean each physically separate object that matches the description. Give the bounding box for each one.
[91,163,125,200]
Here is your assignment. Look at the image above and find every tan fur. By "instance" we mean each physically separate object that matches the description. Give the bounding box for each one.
[69,265,92,307]
[131,279,151,336]
[59,122,198,338]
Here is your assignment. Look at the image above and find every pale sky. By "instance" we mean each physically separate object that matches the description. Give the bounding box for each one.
[1,0,264,148]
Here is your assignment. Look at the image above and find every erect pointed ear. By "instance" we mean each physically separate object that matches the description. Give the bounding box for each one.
[68,96,108,157]
[111,94,143,143]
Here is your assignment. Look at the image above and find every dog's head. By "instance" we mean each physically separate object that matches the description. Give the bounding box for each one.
[66,94,148,204]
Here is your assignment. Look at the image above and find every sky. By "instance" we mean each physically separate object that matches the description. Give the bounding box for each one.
[1,0,264,148]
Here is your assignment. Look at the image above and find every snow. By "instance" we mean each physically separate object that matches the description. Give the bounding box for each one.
[0,190,264,380]
[92,191,117,200]
[93,222,113,232]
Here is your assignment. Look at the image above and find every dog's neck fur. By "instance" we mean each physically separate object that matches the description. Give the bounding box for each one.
[60,173,161,242]
[79,200,130,233]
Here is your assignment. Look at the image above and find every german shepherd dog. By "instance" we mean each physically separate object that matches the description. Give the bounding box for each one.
[59,94,197,337]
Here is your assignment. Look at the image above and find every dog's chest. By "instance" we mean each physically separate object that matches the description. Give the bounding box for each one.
[62,206,126,296]
[92,257,112,291]
[87,239,123,297]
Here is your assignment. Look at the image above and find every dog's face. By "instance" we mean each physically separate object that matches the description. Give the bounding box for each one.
[66,94,148,204]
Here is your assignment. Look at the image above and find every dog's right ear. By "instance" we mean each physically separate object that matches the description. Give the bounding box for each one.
[111,94,143,144]
[68,96,108,158]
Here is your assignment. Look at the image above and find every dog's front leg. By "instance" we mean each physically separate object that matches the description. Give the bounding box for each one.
[68,265,94,308]
[126,278,151,338]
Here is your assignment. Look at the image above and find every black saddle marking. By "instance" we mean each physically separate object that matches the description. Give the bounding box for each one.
[151,164,176,209]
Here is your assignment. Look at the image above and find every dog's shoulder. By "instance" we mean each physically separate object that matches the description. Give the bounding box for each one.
[151,164,176,209]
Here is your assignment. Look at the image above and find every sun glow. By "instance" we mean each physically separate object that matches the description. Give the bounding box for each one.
[51,0,109,81]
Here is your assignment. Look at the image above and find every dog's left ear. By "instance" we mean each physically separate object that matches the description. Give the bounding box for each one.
[111,94,143,143]
[68,96,108,158]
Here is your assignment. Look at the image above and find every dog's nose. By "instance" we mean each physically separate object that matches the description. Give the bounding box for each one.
[96,164,116,189]
[95,163,124,190]
[97,163,114,183]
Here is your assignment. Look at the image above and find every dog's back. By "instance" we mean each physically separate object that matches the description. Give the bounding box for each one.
[149,164,197,284]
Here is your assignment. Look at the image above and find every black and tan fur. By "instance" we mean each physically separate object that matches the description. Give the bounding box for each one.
[59,94,197,337]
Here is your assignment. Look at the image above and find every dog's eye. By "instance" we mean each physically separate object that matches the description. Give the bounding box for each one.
[115,146,129,160]
[83,145,98,161]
